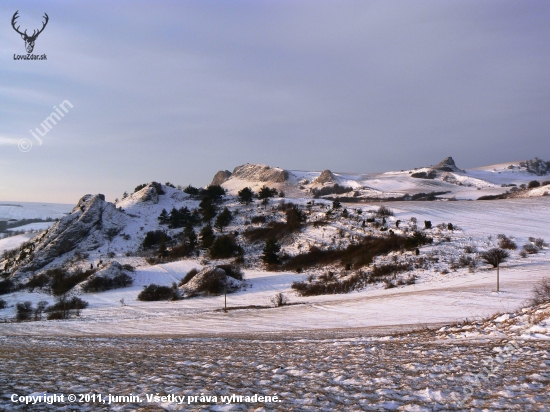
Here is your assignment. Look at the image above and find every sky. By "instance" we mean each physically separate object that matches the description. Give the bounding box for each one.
[1,0,549,204]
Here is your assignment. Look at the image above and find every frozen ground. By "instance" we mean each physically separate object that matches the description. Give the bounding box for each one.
[0,332,548,411]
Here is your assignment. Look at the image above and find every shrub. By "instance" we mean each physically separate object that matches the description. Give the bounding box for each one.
[497,234,517,250]
[24,273,50,291]
[532,237,546,249]
[142,230,171,249]
[376,206,394,217]
[216,265,244,281]
[0,298,6,309]
[209,235,240,259]
[179,268,199,286]
[134,183,147,193]
[82,273,133,293]
[531,277,550,305]
[251,215,266,224]
[311,184,353,198]
[138,284,177,301]
[46,296,89,315]
[424,220,432,229]
[0,279,14,295]
[243,222,291,242]
[49,268,95,296]
[464,245,477,254]
[523,243,539,254]
[528,180,541,189]
[183,185,200,196]
[271,292,288,307]
[16,301,34,321]
[194,269,228,295]
[284,234,426,271]
[286,205,306,230]
[479,248,510,267]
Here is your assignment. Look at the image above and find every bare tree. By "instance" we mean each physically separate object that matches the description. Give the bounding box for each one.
[479,248,510,292]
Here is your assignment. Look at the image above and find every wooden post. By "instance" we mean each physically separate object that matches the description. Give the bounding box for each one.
[224,284,227,313]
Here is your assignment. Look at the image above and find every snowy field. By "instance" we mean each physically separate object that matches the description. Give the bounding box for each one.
[0,201,73,221]
[1,197,549,336]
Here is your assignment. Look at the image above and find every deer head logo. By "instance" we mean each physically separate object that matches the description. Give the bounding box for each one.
[11,11,49,54]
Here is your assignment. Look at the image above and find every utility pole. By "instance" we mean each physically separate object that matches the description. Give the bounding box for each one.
[496,256,500,292]
[224,284,227,313]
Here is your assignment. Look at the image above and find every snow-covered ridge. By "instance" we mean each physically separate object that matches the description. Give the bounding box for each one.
[213,157,550,200]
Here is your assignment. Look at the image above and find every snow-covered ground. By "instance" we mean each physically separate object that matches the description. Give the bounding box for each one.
[1,197,548,337]
[0,201,73,221]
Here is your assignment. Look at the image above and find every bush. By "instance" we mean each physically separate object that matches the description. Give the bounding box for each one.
[138,284,178,301]
[424,220,432,229]
[24,273,50,292]
[528,180,541,189]
[523,243,539,254]
[0,279,14,295]
[531,278,550,305]
[479,248,510,267]
[46,296,88,313]
[179,268,199,286]
[497,234,517,250]
[16,301,33,321]
[376,206,394,217]
[271,292,288,307]
[142,230,171,249]
[194,269,227,295]
[216,265,244,281]
[251,215,266,224]
[49,268,95,296]
[0,298,6,309]
[209,235,240,259]
[311,184,353,198]
[243,222,291,242]
[284,235,425,271]
[82,273,133,293]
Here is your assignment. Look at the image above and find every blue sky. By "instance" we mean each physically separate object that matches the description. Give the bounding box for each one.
[1,0,550,203]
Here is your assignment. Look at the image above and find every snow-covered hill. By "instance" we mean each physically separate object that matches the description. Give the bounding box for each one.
[211,157,550,200]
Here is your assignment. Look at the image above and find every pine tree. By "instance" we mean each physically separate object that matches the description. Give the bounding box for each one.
[183,223,197,250]
[262,238,281,264]
[158,209,169,224]
[214,207,232,232]
[200,224,215,249]
[238,187,254,204]
[199,197,217,222]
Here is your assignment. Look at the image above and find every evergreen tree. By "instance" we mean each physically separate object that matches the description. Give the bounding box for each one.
[214,207,232,232]
[258,186,278,200]
[183,223,197,250]
[158,208,169,224]
[199,196,217,222]
[200,224,215,249]
[183,185,200,196]
[238,187,254,204]
[262,238,281,265]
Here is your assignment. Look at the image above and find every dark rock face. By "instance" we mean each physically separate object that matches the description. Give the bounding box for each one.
[10,194,128,276]
[433,157,460,171]
[211,170,232,186]
[314,170,337,185]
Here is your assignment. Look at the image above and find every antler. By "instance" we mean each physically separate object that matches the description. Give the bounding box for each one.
[31,13,49,38]
[11,11,27,37]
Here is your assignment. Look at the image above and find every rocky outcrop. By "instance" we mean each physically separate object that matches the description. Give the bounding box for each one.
[314,170,337,185]
[133,182,162,204]
[211,170,232,186]
[179,266,244,297]
[229,164,290,183]
[433,157,461,172]
[8,194,128,277]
